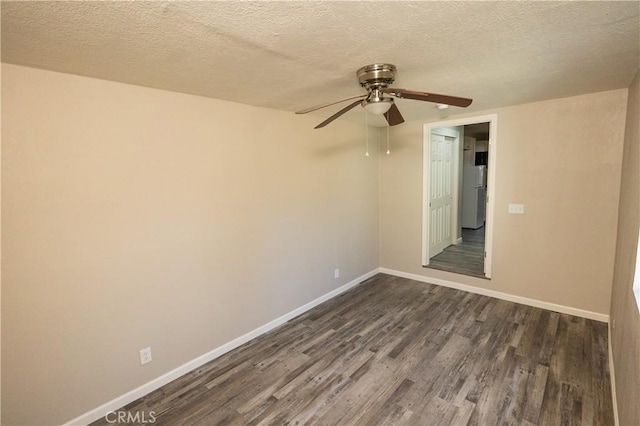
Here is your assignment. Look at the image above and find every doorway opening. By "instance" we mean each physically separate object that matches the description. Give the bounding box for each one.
[421,115,497,279]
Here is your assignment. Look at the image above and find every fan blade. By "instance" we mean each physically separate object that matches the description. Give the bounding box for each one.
[296,95,366,114]
[314,99,363,129]
[384,103,405,126]
[382,88,472,108]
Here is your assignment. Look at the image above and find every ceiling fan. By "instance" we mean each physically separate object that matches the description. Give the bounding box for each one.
[296,63,473,129]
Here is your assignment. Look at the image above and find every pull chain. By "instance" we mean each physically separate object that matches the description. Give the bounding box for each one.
[386,121,391,155]
[365,110,370,157]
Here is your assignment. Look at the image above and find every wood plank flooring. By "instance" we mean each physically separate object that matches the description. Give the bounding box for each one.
[91,274,613,425]
[428,227,486,278]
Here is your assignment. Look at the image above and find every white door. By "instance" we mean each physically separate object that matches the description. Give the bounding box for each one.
[429,133,454,257]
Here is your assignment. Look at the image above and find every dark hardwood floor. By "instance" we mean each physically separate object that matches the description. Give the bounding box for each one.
[428,227,486,278]
[92,274,613,426]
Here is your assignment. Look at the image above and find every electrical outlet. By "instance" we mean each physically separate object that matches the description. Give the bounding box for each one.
[140,347,152,365]
[334,268,340,279]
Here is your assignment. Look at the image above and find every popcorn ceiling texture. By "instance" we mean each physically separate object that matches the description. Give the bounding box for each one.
[1,1,638,123]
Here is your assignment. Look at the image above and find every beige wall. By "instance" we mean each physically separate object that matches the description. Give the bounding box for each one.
[380,89,628,315]
[610,69,640,426]
[1,64,381,425]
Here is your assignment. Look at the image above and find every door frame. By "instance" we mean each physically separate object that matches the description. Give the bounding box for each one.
[422,114,498,278]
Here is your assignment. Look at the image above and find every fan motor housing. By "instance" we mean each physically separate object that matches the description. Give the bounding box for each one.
[357,63,397,89]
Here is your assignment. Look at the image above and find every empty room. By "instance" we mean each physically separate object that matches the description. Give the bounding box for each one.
[2,2,639,425]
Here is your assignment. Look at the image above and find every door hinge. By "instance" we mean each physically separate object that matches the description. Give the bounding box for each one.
[484,251,487,258]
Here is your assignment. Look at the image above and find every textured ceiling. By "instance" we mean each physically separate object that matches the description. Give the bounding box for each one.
[2,1,639,126]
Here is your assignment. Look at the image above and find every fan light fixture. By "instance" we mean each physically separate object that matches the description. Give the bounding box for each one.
[364,98,393,115]
[295,64,473,129]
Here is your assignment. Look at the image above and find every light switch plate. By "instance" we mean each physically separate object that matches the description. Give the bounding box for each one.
[508,203,525,214]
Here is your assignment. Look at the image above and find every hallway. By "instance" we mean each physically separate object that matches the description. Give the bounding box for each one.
[428,227,485,278]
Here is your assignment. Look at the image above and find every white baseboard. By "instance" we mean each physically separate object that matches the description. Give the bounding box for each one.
[63,269,379,426]
[608,322,620,426]
[379,268,610,323]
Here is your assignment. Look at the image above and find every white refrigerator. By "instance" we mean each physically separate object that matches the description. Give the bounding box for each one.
[462,166,487,229]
